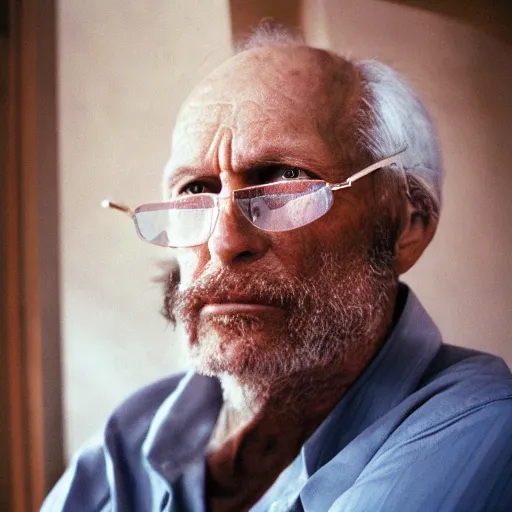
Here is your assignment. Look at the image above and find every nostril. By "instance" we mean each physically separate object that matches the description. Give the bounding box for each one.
[236,250,256,262]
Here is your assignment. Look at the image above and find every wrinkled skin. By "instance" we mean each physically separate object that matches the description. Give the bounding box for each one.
[162,45,430,512]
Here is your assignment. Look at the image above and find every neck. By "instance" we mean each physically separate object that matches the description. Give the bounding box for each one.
[210,369,353,445]
[205,370,355,512]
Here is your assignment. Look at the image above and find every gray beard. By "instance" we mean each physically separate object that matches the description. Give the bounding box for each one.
[162,217,398,384]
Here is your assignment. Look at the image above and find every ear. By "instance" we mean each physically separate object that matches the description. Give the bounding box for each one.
[394,203,438,275]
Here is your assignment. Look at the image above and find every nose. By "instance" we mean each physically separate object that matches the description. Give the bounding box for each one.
[207,197,270,266]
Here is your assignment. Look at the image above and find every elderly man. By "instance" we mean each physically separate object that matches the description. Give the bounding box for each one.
[43,27,512,511]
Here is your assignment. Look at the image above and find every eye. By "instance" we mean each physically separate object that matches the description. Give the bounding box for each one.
[268,166,311,183]
[283,167,301,179]
[179,182,207,195]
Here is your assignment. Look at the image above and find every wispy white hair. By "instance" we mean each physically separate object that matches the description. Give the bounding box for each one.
[356,60,442,220]
[236,19,306,51]
[239,22,443,221]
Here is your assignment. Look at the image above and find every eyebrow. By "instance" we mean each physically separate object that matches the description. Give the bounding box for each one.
[166,166,203,191]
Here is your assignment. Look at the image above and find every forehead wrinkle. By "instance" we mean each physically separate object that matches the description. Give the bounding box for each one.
[173,98,266,151]
[206,124,234,174]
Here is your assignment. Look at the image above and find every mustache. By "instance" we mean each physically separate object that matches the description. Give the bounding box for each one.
[161,264,311,326]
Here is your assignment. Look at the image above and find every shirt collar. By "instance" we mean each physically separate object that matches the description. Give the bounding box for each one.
[143,371,223,483]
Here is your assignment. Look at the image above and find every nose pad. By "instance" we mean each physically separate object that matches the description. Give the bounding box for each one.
[207,197,270,265]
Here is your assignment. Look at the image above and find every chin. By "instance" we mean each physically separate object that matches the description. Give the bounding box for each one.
[186,315,287,379]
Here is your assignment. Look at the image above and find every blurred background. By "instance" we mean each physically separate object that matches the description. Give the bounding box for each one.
[1,0,511,509]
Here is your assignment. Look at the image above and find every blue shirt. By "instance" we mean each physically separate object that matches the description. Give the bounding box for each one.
[42,287,512,511]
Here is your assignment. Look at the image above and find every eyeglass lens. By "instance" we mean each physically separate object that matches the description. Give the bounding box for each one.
[133,180,333,248]
[235,180,332,232]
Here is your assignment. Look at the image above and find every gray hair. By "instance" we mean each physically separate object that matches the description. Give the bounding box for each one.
[235,19,306,51]
[355,60,442,222]
[238,22,443,222]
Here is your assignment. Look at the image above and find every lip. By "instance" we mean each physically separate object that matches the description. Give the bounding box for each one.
[200,303,282,316]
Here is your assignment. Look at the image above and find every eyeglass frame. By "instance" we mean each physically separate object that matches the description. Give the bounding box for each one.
[102,148,406,247]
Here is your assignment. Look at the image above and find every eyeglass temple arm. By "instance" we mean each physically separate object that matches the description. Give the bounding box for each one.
[330,149,405,191]
[101,199,134,217]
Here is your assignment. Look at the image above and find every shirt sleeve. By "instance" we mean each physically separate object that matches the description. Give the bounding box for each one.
[40,437,111,512]
[39,375,185,512]
[328,399,512,512]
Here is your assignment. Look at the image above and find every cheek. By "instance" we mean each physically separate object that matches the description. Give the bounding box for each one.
[286,208,371,274]
[268,229,325,278]
[175,249,202,291]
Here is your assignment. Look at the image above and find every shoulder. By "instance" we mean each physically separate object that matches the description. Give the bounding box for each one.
[105,372,187,445]
[398,344,512,440]
[41,372,188,511]
[329,350,512,510]
[418,344,512,413]
[423,343,512,386]
[374,348,512,508]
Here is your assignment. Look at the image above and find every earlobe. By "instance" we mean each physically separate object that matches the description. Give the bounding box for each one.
[395,205,437,275]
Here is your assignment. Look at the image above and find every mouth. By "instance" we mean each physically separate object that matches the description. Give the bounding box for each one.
[197,292,287,318]
[200,303,283,317]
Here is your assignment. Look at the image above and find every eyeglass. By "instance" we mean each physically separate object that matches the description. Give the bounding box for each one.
[103,149,405,248]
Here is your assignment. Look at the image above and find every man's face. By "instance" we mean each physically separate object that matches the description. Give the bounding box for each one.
[162,47,399,382]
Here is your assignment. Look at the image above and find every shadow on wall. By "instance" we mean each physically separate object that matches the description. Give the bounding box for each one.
[389,0,512,45]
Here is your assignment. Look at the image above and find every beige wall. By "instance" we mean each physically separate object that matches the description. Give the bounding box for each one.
[58,0,232,457]
[58,0,512,457]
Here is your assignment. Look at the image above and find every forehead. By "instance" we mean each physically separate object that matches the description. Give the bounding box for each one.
[166,46,362,178]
